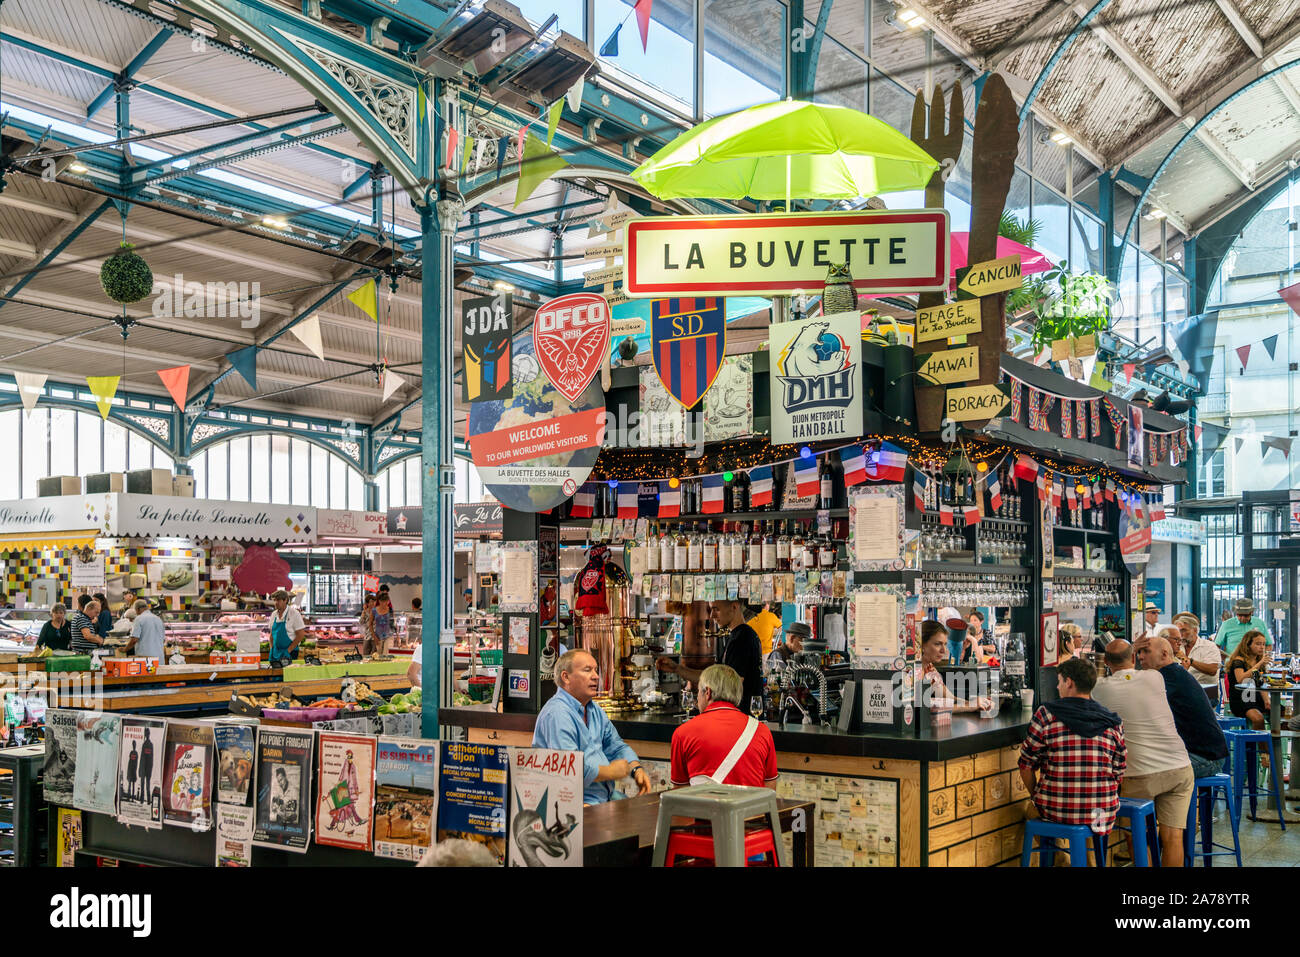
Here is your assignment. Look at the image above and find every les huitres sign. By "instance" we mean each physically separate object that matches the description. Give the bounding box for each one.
[623,210,950,297]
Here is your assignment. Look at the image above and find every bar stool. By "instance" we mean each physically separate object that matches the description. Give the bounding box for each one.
[1217,717,1247,774]
[1183,774,1242,867]
[1108,797,1159,867]
[651,783,787,867]
[663,823,779,866]
[1020,820,1106,867]
[1223,729,1286,829]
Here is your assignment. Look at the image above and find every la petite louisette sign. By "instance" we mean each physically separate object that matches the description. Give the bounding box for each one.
[624,210,950,297]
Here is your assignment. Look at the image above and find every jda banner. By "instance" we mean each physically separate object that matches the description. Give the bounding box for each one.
[768,312,863,445]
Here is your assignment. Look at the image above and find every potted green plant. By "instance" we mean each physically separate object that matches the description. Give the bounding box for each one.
[1029,266,1116,357]
[100,242,155,304]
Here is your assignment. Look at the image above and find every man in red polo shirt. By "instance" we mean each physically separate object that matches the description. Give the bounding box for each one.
[670,665,778,788]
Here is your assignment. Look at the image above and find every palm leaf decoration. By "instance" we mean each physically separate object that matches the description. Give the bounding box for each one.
[998,212,1044,316]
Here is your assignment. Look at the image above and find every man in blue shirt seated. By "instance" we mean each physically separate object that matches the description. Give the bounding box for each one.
[533,649,650,805]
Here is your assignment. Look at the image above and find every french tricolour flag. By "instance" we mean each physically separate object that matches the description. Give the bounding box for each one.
[701,474,725,513]
[913,470,928,511]
[840,445,867,487]
[962,501,980,525]
[1036,472,1048,502]
[658,480,680,517]
[1148,495,1167,521]
[1050,481,1062,509]
[870,441,907,482]
[748,466,774,507]
[795,456,819,497]
[986,472,1002,511]
[617,485,639,519]
[939,502,954,526]
[570,483,595,518]
[1104,479,1114,502]
[1014,454,1039,483]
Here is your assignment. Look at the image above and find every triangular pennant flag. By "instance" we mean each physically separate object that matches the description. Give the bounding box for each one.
[462,133,474,173]
[599,22,620,57]
[839,445,867,487]
[794,455,819,497]
[546,99,564,146]
[13,371,46,413]
[1234,437,1244,454]
[514,133,571,209]
[1194,424,1203,442]
[1281,280,1300,317]
[290,314,325,361]
[634,0,653,51]
[496,136,510,181]
[381,368,406,402]
[1236,343,1251,370]
[156,366,190,412]
[1122,362,1135,382]
[1263,334,1279,361]
[86,375,120,420]
[515,126,527,167]
[228,346,257,390]
[566,75,585,112]
[347,280,378,322]
[445,128,459,171]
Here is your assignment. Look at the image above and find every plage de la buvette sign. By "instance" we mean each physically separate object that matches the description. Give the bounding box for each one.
[624,210,950,297]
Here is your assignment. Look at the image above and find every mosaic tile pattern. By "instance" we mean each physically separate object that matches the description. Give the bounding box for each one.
[4,543,209,608]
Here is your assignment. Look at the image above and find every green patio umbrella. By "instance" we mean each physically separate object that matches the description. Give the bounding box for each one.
[631,99,939,203]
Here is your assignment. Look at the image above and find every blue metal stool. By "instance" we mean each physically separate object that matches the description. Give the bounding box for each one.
[1108,797,1160,867]
[1217,717,1247,730]
[1183,774,1242,867]
[1020,819,1106,867]
[1223,729,1286,829]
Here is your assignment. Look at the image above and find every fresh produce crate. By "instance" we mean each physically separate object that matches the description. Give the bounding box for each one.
[477,649,503,666]
[44,656,92,673]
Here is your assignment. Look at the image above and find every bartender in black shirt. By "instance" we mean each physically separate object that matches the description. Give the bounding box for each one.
[658,600,765,707]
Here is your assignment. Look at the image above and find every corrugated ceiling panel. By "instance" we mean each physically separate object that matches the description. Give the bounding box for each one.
[0,44,105,105]
[1102,0,1248,101]
[1148,138,1243,226]
[1203,83,1300,171]
[1240,0,1300,43]
[3,0,160,70]
[930,0,1059,53]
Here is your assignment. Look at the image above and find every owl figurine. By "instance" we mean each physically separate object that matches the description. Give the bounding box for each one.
[821,262,858,316]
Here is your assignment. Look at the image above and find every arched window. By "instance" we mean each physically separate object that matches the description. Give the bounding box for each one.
[0,407,173,499]
[189,434,364,509]
[375,454,491,512]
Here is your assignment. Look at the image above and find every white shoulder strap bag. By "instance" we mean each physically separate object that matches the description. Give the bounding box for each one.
[689,715,760,786]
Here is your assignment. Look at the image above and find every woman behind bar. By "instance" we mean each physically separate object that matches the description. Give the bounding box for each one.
[1057,623,1083,664]
[919,619,990,713]
[1225,630,1270,732]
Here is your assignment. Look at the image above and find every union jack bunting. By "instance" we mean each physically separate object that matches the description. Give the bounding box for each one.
[1101,398,1124,449]
[1009,378,1023,423]
[1060,399,1073,439]
[1076,400,1087,440]
[1028,389,1041,430]
[1089,398,1101,440]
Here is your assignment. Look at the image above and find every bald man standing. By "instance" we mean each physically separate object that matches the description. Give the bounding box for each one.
[1142,633,1228,781]
[1093,638,1194,867]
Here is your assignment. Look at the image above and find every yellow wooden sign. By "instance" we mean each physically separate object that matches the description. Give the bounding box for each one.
[916,345,979,385]
[944,382,1011,422]
[958,254,1023,297]
[916,299,982,343]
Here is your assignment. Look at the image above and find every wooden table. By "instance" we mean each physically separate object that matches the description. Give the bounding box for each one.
[582,792,816,867]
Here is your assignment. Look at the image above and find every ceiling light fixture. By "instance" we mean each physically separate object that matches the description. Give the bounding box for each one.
[898,7,926,27]
[1049,130,1072,146]
[492,281,515,292]
[261,216,289,229]
[68,162,89,173]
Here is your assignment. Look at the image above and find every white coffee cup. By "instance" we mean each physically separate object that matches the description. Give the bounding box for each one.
[1020,688,1035,710]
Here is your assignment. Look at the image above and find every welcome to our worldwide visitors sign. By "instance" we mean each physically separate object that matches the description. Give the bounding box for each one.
[623,210,950,297]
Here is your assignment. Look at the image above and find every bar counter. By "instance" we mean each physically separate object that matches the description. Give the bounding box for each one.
[441,706,1034,867]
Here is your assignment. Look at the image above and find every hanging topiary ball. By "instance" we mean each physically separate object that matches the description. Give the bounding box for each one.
[100,242,154,304]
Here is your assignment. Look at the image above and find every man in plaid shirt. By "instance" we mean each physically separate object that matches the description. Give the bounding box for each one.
[1019,658,1126,834]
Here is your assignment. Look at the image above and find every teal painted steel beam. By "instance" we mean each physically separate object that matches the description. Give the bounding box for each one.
[341,166,374,201]
[86,28,173,120]
[132,113,322,172]
[1121,55,1300,249]
[141,122,347,184]
[1017,0,1114,127]
[0,199,116,307]
[803,0,835,99]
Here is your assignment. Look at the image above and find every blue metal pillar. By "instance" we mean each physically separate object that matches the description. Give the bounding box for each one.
[364,480,379,511]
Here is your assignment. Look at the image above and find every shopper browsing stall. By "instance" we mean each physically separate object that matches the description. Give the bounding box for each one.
[269,590,306,664]
[373,592,394,655]
[36,603,71,652]
[533,649,649,804]
[70,599,104,654]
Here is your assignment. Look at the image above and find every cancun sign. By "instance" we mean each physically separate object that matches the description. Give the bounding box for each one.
[623,210,950,297]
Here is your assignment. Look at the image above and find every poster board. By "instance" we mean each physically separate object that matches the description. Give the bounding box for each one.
[506,748,583,867]
[849,487,906,570]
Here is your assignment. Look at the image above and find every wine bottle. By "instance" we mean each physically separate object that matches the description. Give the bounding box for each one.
[731,522,747,572]
[646,522,660,573]
[762,520,778,570]
[702,524,718,571]
[819,460,833,509]
[747,522,763,572]
[777,520,792,571]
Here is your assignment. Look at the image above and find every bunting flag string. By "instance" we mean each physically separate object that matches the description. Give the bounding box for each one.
[13,371,46,414]
[1060,398,1073,440]
[748,465,775,507]
[1075,400,1087,441]
[1101,397,1125,449]
[1027,388,1042,430]
[701,474,725,513]
[156,365,190,411]
[570,484,596,518]
[794,455,819,497]
[86,375,120,420]
[657,480,680,517]
[1089,398,1101,440]
[617,484,639,519]
[1009,378,1023,423]
[839,444,867,487]
[913,470,928,511]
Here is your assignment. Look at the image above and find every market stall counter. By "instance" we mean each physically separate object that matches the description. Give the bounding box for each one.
[441,706,1033,867]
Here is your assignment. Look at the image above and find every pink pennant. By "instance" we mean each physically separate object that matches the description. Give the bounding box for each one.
[1236,343,1251,370]
[157,365,190,412]
[634,0,653,51]
[1122,362,1135,382]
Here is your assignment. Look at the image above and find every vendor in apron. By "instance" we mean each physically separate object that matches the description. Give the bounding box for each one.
[270,589,307,664]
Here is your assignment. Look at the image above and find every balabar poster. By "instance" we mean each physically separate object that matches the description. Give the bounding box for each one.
[374,736,439,861]
[462,292,513,402]
[467,326,604,512]
[216,804,254,867]
[769,312,863,445]
[315,732,377,851]
[533,292,610,402]
[117,716,166,829]
[704,354,753,441]
[214,722,256,805]
[42,708,78,806]
[162,720,215,830]
[437,741,507,865]
[72,713,120,816]
[253,727,314,853]
[507,748,583,868]
[649,296,726,409]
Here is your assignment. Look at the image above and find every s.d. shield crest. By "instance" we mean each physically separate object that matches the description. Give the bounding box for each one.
[650,297,726,409]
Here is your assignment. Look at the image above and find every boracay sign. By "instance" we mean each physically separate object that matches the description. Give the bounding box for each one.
[624,210,949,297]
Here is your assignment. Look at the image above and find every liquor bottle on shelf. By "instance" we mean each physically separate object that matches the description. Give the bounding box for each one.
[702,524,718,571]
[819,460,834,510]
[801,522,818,571]
[723,476,734,514]
[790,522,806,572]
[747,522,763,572]
[770,468,784,512]
[730,522,747,572]
[646,523,660,573]
[757,520,773,570]
[733,470,750,513]
[687,523,703,571]
[675,524,689,571]
[776,520,792,571]
[660,523,675,571]
[819,525,837,570]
